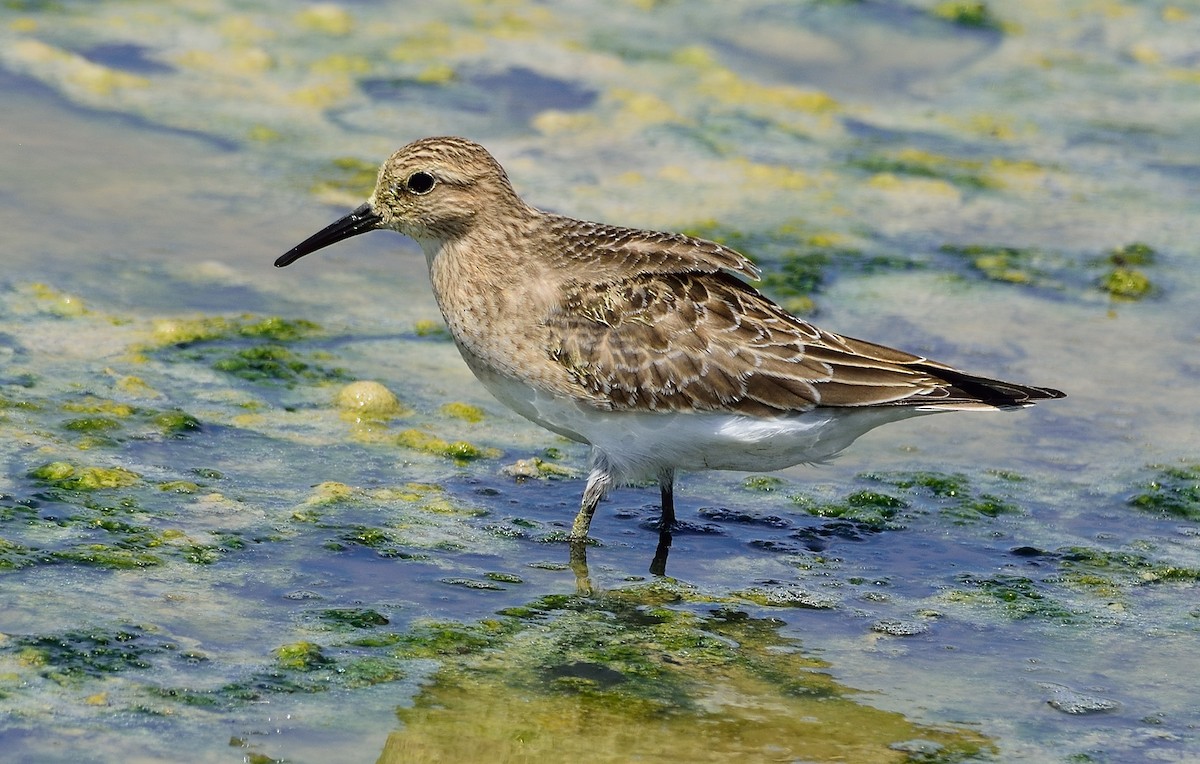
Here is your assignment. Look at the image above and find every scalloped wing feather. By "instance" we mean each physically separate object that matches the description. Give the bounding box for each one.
[546,271,1062,415]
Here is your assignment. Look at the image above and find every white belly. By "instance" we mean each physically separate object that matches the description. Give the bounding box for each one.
[463,356,928,484]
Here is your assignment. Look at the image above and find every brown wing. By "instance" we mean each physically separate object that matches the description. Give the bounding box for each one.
[539,215,761,282]
[545,271,1062,416]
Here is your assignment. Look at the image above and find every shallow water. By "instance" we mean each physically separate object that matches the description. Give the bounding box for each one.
[2,2,1199,762]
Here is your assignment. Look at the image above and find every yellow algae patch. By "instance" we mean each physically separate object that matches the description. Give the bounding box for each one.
[310,54,372,76]
[414,63,457,84]
[303,481,359,506]
[469,2,557,38]
[295,4,354,36]
[218,15,275,44]
[371,482,442,503]
[1129,42,1161,66]
[941,112,1034,141]
[114,375,161,399]
[986,157,1049,191]
[388,21,489,63]
[533,110,599,135]
[608,88,682,125]
[674,46,837,114]
[159,481,199,494]
[397,429,500,462]
[439,402,484,423]
[171,47,273,76]
[289,78,356,109]
[149,317,230,347]
[83,692,109,706]
[10,39,149,96]
[335,381,406,421]
[413,319,449,338]
[656,164,692,184]
[868,173,961,200]
[247,125,282,142]
[1162,6,1189,22]
[736,159,811,191]
[27,282,87,317]
[1095,0,1135,19]
[62,398,135,418]
[9,18,37,33]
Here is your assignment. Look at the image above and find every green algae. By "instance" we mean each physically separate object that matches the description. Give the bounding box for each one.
[863,470,1021,522]
[274,641,333,671]
[211,344,348,384]
[61,398,135,417]
[1097,242,1157,300]
[396,428,500,463]
[742,475,785,492]
[793,490,907,530]
[681,221,920,316]
[940,244,1049,286]
[389,618,518,659]
[332,525,396,550]
[145,315,345,386]
[62,416,123,433]
[852,149,994,190]
[380,586,993,763]
[12,626,167,685]
[0,537,39,570]
[944,574,1076,622]
[413,318,451,338]
[30,461,140,491]
[182,534,245,565]
[938,240,1161,298]
[439,401,484,422]
[930,1,1001,29]
[149,315,323,348]
[52,544,162,569]
[1055,546,1200,592]
[158,480,199,493]
[152,410,201,435]
[1100,268,1152,300]
[8,459,251,571]
[1129,463,1200,521]
[53,404,200,446]
[319,608,390,629]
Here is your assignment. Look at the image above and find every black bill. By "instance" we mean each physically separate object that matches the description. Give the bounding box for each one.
[275,202,382,267]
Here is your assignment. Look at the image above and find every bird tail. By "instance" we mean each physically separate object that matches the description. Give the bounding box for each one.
[911,364,1066,411]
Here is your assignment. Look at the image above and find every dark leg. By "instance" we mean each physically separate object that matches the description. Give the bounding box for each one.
[658,468,676,530]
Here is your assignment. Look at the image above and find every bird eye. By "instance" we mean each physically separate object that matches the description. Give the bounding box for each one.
[405,171,436,195]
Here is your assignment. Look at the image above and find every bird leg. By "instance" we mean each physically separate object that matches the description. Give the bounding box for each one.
[568,540,593,595]
[569,466,611,540]
[658,467,676,530]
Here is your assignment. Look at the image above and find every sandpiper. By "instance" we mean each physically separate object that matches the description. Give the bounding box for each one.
[277,136,1063,540]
